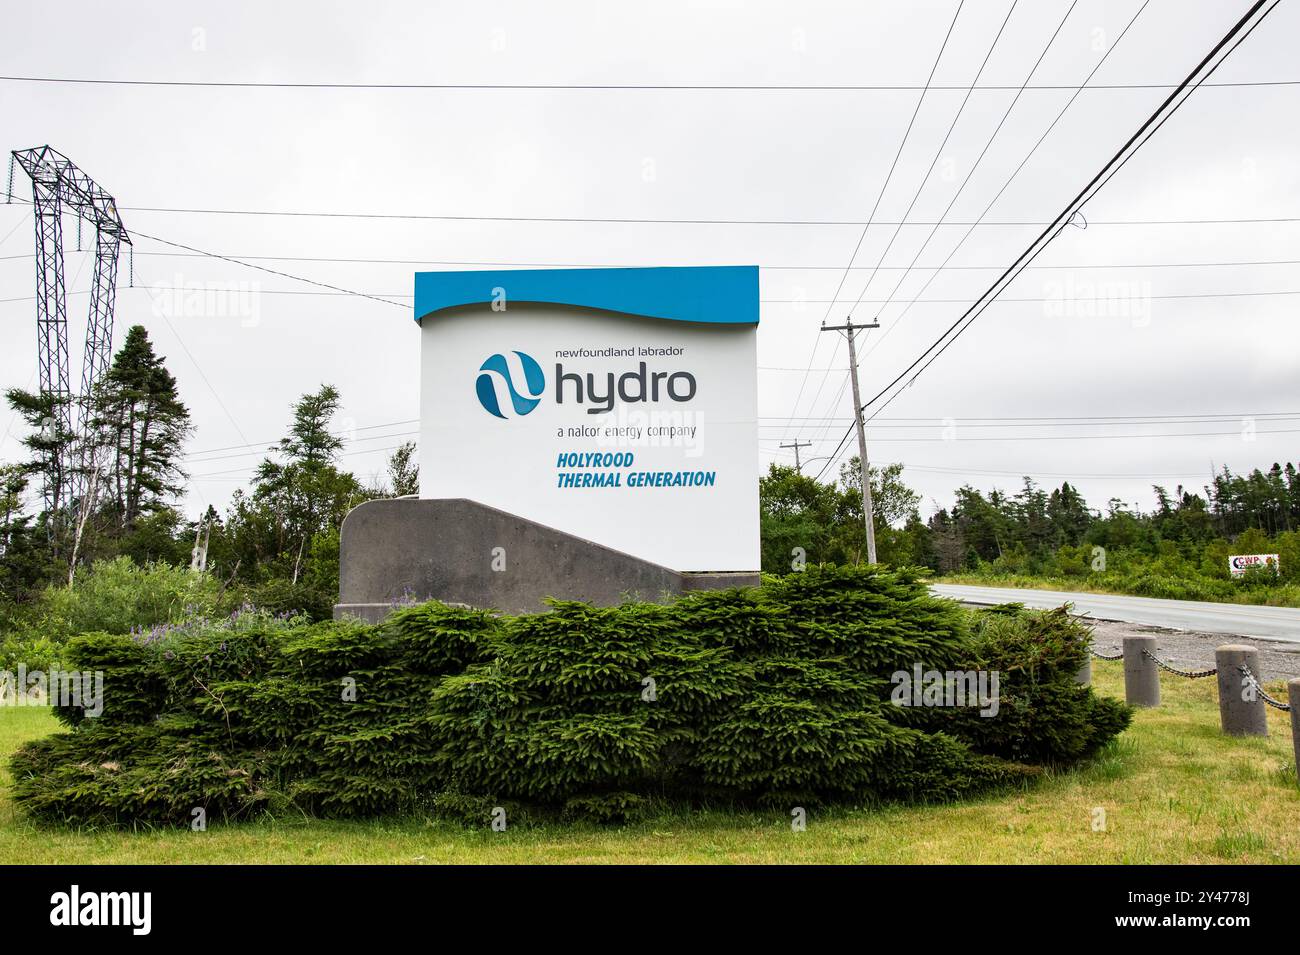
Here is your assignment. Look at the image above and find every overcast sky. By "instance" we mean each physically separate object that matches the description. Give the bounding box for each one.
[1,0,1296,522]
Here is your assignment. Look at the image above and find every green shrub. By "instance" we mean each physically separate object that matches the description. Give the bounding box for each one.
[9,721,268,826]
[247,578,334,623]
[0,630,61,674]
[54,632,166,728]
[931,605,1133,764]
[9,568,1129,827]
[32,556,232,641]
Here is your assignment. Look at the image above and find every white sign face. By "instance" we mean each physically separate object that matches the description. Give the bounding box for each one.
[1229,553,1279,576]
[417,301,759,571]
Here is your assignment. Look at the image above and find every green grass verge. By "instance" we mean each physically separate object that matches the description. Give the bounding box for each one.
[2,663,1297,864]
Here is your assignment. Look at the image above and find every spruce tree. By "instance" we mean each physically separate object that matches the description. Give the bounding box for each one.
[228,384,365,592]
[278,384,344,465]
[0,464,51,599]
[91,325,192,532]
[386,441,419,497]
[3,387,76,552]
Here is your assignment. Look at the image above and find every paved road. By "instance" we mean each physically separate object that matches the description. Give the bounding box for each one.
[930,583,1300,644]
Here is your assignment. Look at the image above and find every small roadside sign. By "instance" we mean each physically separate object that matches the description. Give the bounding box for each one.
[1229,554,1279,576]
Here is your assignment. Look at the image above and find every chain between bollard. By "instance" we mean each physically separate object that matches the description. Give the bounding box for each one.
[1089,647,1124,661]
[1239,663,1293,712]
[1141,648,1218,679]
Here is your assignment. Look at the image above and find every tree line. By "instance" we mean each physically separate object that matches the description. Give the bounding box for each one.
[3,325,1296,620]
[759,458,1300,582]
[1,325,417,618]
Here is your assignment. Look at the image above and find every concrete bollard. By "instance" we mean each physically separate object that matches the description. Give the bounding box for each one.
[1123,635,1160,707]
[1075,654,1092,686]
[1289,679,1300,785]
[1214,644,1268,737]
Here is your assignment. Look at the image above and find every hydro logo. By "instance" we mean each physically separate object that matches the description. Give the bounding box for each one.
[476,351,546,419]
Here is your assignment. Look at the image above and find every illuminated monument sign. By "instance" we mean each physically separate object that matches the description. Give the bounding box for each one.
[333,265,760,619]
[415,266,760,572]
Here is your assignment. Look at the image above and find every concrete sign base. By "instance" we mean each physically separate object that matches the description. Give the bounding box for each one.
[333,497,760,621]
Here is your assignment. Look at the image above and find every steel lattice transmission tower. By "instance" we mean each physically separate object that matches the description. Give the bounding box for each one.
[9,146,130,520]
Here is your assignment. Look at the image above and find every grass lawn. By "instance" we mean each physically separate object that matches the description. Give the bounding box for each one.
[2,662,1297,864]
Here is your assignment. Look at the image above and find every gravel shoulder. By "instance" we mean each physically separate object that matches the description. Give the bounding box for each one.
[1081,616,1300,682]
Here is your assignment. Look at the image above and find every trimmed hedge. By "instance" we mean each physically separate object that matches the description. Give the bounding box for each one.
[10,566,1130,826]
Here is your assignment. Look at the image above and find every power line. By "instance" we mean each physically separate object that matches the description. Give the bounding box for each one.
[802,0,1018,447]
[4,200,412,309]
[13,284,1300,307]
[180,410,1300,471]
[11,195,1296,228]
[904,464,1211,479]
[199,414,1300,466]
[179,411,1299,448]
[0,209,31,249]
[0,238,421,317]
[771,290,1300,303]
[852,0,1095,319]
[185,429,419,465]
[813,0,1278,482]
[35,283,1300,306]
[887,1,1280,396]
[184,410,1297,466]
[2,74,1297,92]
[188,441,410,479]
[183,419,420,458]
[109,204,1300,228]
[863,0,1153,359]
[188,421,1299,481]
[190,426,1300,482]
[755,423,1300,432]
[850,0,1035,315]
[138,288,252,446]
[792,0,966,440]
[804,372,853,456]
[759,447,1234,480]
[11,249,1300,270]
[765,456,1234,481]
[760,411,1300,422]
[804,0,1072,448]
[840,0,1281,470]
[128,228,407,309]
[780,428,1300,442]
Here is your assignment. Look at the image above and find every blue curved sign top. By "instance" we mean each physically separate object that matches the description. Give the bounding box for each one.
[414,265,759,326]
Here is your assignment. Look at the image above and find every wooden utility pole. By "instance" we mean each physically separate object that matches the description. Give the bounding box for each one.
[190,516,211,572]
[820,318,879,564]
[779,440,812,472]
